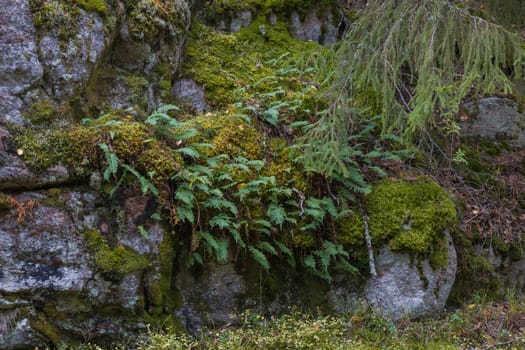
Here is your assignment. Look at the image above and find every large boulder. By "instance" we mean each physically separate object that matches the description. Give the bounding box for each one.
[461,97,525,148]
[364,230,457,319]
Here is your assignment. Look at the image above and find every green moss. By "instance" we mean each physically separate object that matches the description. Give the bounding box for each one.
[80,0,106,13]
[76,0,106,13]
[15,117,181,184]
[84,229,149,277]
[187,113,264,160]
[126,75,149,106]
[26,100,55,125]
[31,314,59,346]
[0,192,12,210]
[338,177,457,265]
[126,0,186,40]
[448,231,502,305]
[183,19,324,109]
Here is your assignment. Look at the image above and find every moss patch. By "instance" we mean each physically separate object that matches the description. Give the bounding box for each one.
[339,177,457,267]
[84,229,149,277]
[76,0,106,14]
[183,18,327,110]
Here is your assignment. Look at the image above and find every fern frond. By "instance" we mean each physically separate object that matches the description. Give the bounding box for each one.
[257,241,278,256]
[98,143,119,181]
[248,246,270,270]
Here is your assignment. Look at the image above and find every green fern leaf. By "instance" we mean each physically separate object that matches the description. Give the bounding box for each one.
[176,206,194,224]
[98,143,119,181]
[199,231,219,251]
[209,214,232,230]
[267,204,286,228]
[138,225,149,238]
[248,246,270,270]
[216,239,229,262]
[121,164,159,196]
[257,241,278,256]
[303,255,316,271]
[176,147,201,158]
[228,228,246,249]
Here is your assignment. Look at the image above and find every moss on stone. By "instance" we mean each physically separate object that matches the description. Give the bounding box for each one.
[187,112,264,160]
[76,0,106,14]
[338,177,457,266]
[26,100,55,125]
[126,0,186,41]
[31,314,59,346]
[84,229,149,277]
[448,231,502,305]
[183,18,325,109]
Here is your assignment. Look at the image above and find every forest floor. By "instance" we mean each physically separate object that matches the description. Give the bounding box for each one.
[56,291,525,350]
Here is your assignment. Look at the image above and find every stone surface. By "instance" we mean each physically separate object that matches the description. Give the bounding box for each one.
[288,6,342,44]
[171,79,209,112]
[0,0,43,125]
[364,230,457,320]
[461,97,525,147]
[0,189,164,348]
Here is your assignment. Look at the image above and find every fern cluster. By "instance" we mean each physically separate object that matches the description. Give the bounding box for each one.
[92,104,359,280]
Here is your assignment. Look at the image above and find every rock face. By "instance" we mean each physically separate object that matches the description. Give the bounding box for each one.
[0,0,190,126]
[461,97,525,148]
[0,189,165,348]
[0,0,43,125]
[0,0,471,348]
[364,231,457,320]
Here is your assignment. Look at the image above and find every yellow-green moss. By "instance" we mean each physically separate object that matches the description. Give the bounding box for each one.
[84,229,149,276]
[26,100,55,125]
[126,0,186,40]
[31,314,59,346]
[0,192,12,210]
[183,19,324,109]
[76,0,106,14]
[15,117,181,185]
[338,177,457,264]
[187,113,264,160]
[263,137,310,192]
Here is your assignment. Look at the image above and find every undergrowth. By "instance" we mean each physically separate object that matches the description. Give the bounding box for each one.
[55,292,525,349]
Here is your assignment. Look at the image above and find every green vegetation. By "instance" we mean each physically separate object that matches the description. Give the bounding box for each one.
[303,0,525,180]
[339,177,457,268]
[76,0,106,14]
[69,294,525,349]
[84,229,149,277]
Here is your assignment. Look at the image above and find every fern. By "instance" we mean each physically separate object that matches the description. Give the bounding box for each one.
[121,164,159,196]
[267,204,287,228]
[99,143,119,181]
[257,241,278,256]
[248,246,270,270]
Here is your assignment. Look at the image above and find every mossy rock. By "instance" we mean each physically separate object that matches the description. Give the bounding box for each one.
[338,177,457,266]
[183,18,327,110]
[84,229,149,278]
[186,112,264,160]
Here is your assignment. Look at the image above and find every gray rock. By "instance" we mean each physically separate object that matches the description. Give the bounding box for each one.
[0,0,43,125]
[172,79,208,112]
[0,188,164,346]
[289,7,341,44]
[38,11,107,101]
[176,263,246,334]
[364,230,457,319]
[461,97,525,147]
[230,11,252,32]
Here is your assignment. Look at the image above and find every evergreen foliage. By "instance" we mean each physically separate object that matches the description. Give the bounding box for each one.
[326,0,524,139]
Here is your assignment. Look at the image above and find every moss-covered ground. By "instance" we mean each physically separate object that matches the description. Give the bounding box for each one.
[63,293,525,349]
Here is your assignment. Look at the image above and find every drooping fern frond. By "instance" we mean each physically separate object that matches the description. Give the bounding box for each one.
[248,246,270,271]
